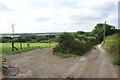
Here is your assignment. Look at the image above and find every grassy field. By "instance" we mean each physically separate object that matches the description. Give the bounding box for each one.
[1,43,57,55]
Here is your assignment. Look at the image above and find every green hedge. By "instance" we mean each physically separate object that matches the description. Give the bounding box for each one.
[53,33,97,57]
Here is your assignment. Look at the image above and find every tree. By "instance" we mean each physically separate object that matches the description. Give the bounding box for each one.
[92,23,117,43]
[18,34,37,42]
[77,31,85,35]
[2,37,12,43]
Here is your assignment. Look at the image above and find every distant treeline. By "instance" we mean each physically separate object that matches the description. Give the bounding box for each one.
[1,23,120,43]
[1,34,57,43]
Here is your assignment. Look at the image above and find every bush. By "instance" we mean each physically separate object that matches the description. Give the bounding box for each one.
[53,32,96,57]
[53,33,80,55]
[18,34,37,42]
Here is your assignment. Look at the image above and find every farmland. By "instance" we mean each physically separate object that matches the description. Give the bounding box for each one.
[1,33,58,55]
[1,43,57,55]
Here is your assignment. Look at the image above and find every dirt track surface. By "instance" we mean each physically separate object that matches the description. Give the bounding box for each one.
[4,45,118,78]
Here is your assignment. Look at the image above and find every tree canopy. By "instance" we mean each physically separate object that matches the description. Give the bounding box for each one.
[92,23,117,43]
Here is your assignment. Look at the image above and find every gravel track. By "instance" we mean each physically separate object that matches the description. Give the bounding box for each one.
[3,45,119,78]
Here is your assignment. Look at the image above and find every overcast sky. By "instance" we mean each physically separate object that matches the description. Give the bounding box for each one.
[0,0,119,33]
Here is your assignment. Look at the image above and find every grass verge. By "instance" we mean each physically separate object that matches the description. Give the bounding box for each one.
[101,33,120,66]
[112,56,120,66]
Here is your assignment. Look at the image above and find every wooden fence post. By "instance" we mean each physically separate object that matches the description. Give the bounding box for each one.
[20,42,22,49]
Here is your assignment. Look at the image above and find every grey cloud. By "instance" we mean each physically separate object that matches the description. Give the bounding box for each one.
[0,2,10,12]
[29,1,49,9]
[103,2,116,11]
[92,2,116,13]
[70,12,106,23]
[70,15,100,22]
[54,1,79,8]
[70,2,117,25]
[36,17,50,22]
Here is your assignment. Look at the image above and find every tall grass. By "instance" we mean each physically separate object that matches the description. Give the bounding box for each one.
[101,33,120,66]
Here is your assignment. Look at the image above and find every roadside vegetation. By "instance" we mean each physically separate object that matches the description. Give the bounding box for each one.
[53,32,97,57]
[101,33,120,66]
[53,23,120,58]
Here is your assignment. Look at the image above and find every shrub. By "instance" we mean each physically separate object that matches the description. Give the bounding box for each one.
[53,32,96,56]
[53,33,81,55]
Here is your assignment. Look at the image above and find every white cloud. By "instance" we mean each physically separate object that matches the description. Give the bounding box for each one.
[0,0,119,33]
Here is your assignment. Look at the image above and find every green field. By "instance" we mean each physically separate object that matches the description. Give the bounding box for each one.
[1,43,57,55]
